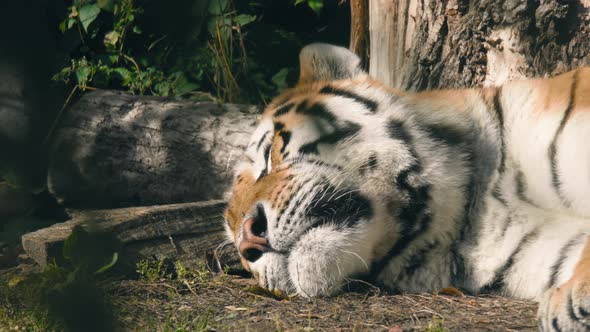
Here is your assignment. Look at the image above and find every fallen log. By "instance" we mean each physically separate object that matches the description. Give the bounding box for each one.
[21,200,240,270]
[48,90,260,208]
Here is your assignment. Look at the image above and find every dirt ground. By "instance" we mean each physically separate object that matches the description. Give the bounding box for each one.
[110,276,539,332]
[112,276,540,331]
[0,262,539,332]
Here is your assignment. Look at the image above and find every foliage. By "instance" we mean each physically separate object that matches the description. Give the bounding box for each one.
[53,0,203,98]
[51,0,333,104]
[425,316,448,332]
[1,226,120,331]
[136,258,212,284]
[135,257,168,282]
[296,0,325,15]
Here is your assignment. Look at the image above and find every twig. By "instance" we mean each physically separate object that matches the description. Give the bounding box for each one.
[43,85,79,145]
[183,280,198,296]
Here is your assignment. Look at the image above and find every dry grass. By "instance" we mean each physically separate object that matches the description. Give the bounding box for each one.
[0,264,538,332]
[106,275,538,331]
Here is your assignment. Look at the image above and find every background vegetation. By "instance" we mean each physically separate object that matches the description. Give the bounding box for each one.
[0,0,349,263]
[51,0,348,104]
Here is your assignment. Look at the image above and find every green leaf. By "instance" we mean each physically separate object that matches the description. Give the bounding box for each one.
[75,65,91,85]
[59,20,67,33]
[234,14,256,27]
[62,226,87,262]
[107,54,120,64]
[271,68,289,91]
[176,82,200,94]
[307,0,324,14]
[208,0,229,15]
[95,252,118,274]
[103,30,120,47]
[79,4,101,32]
[294,0,323,14]
[113,67,132,85]
[154,81,171,96]
[67,18,76,29]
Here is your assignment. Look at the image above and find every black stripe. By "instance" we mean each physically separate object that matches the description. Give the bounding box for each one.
[258,144,272,179]
[274,180,295,217]
[307,185,373,226]
[548,69,579,206]
[275,181,306,229]
[274,122,285,131]
[515,169,528,201]
[551,318,562,332]
[256,131,270,150]
[367,152,378,170]
[279,130,291,154]
[421,123,470,146]
[515,168,539,207]
[480,229,540,293]
[296,102,337,122]
[369,180,433,280]
[387,119,413,142]
[458,169,476,243]
[565,290,590,327]
[548,234,585,289]
[274,102,295,117]
[299,143,319,155]
[580,307,590,317]
[319,86,378,113]
[360,152,379,175]
[286,156,345,171]
[401,241,438,277]
[367,121,435,280]
[279,183,373,249]
[567,290,579,322]
[298,121,361,155]
[275,199,291,229]
[283,182,317,227]
[270,182,288,207]
[492,88,506,174]
[492,182,508,206]
[499,214,512,238]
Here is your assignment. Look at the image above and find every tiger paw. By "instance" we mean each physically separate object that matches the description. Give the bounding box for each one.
[538,278,590,332]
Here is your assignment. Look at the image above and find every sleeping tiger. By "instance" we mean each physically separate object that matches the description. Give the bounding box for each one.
[223,43,590,331]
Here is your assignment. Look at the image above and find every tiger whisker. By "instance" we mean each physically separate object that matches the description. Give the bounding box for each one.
[340,248,369,271]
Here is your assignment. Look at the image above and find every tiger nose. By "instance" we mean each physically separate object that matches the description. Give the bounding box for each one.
[239,205,269,262]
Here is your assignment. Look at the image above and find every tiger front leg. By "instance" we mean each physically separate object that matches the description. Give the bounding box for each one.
[538,237,590,332]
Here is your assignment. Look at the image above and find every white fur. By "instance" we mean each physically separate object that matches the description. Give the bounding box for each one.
[227,46,590,332]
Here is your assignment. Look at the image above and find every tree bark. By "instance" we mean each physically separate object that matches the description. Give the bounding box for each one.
[350,0,370,68]
[368,0,416,88]
[48,90,259,208]
[364,0,590,91]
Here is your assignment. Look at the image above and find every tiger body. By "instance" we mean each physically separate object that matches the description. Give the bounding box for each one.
[224,43,590,331]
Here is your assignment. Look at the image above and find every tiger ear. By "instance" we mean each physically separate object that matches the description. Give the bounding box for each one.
[298,43,367,85]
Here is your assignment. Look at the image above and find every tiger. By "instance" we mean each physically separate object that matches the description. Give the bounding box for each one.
[223,43,590,331]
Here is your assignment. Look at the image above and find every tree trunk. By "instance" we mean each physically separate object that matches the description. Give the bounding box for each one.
[21,200,240,270]
[364,0,590,91]
[350,0,370,68]
[48,90,260,208]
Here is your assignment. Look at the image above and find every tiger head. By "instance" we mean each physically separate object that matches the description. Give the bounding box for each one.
[223,43,469,297]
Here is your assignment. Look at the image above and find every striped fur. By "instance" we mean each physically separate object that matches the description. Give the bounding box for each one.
[223,44,590,331]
